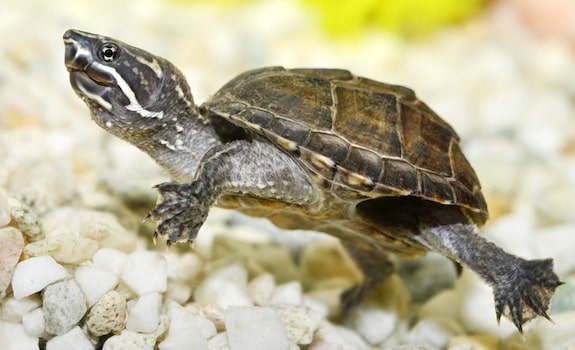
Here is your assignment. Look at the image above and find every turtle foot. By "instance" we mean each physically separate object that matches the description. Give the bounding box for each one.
[147,182,209,246]
[494,258,563,332]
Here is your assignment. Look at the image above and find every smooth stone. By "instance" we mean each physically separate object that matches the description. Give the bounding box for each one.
[268,281,303,306]
[85,290,127,336]
[272,304,323,345]
[46,326,93,350]
[247,273,276,306]
[0,322,39,350]
[403,317,465,348]
[194,264,253,309]
[75,265,119,306]
[0,227,24,298]
[125,292,162,333]
[162,251,204,283]
[91,248,127,277]
[22,308,46,338]
[158,326,208,350]
[165,280,192,305]
[165,301,216,339]
[351,307,398,345]
[121,251,167,296]
[224,306,290,350]
[11,256,68,299]
[24,233,98,265]
[313,321,371,350]
[0,295,41,322]
[43,279,88,335]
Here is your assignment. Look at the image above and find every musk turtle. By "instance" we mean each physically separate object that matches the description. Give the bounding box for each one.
[63,29,561,331]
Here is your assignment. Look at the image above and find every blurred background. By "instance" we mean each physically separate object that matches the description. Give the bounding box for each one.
[1,0,575,346]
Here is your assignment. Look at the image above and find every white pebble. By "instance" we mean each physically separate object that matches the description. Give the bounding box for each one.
[273,304,323,345]
[46,326,93,350]
[11,256,68,299]
[43,279,88,335]
[122,251,167,296]
[247,273,276,305]
[352,307,398,345]
[92,248,127,277]
[0,227,24,299]
[0,192,11,228]
[166,301,216,339]
[86,290,127,336]
[194,264,253,309]
[268,281,303,306]
[159,326,209,350]
[0,322,39,350]
[165,280,192,304]
[313,322,371,350]
[24,234,98,265]
[178,252,204,282]
[403,317,464,348]
[0,296,41,322]
[225,306,290,350]
[22,308,46,338]
[126,292,161,333]
[75,265,119,306]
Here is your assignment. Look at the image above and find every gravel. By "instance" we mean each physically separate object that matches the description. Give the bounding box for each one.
[1,0,575,349]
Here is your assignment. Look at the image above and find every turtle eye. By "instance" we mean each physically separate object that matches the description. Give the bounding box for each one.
[100,43,120,62]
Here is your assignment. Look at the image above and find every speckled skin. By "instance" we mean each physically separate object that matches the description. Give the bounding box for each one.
[64,29,561,331]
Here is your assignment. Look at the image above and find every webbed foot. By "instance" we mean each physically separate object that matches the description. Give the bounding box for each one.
[146,182,210,245]
[494,258,563,332]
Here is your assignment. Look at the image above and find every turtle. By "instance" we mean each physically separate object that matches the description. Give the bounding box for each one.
[63,29,561,331]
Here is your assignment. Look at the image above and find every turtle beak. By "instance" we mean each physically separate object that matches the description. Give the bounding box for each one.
[63,29,93,72]
[63,29,116,87]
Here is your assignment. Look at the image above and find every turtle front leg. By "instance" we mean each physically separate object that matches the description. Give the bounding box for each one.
[416,221,562,332]
[148,139,317,245]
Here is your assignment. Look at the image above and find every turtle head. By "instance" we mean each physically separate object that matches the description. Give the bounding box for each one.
[63,29,195,138]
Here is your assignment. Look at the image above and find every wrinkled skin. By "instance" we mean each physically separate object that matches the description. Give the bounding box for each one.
[64,29,562,332]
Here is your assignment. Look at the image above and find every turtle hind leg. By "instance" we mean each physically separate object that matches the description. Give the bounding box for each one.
[338,238,394,317]
[416,219,562,332]
[493,258,562,332]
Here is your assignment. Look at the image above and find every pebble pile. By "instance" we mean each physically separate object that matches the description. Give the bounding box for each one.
[1,0,575,349]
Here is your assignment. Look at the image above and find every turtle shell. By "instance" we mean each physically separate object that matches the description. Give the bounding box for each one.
[201,67,488,224]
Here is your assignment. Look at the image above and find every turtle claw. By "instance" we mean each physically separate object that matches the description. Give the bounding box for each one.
[147,182,209,246]
[493,258,562,332]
